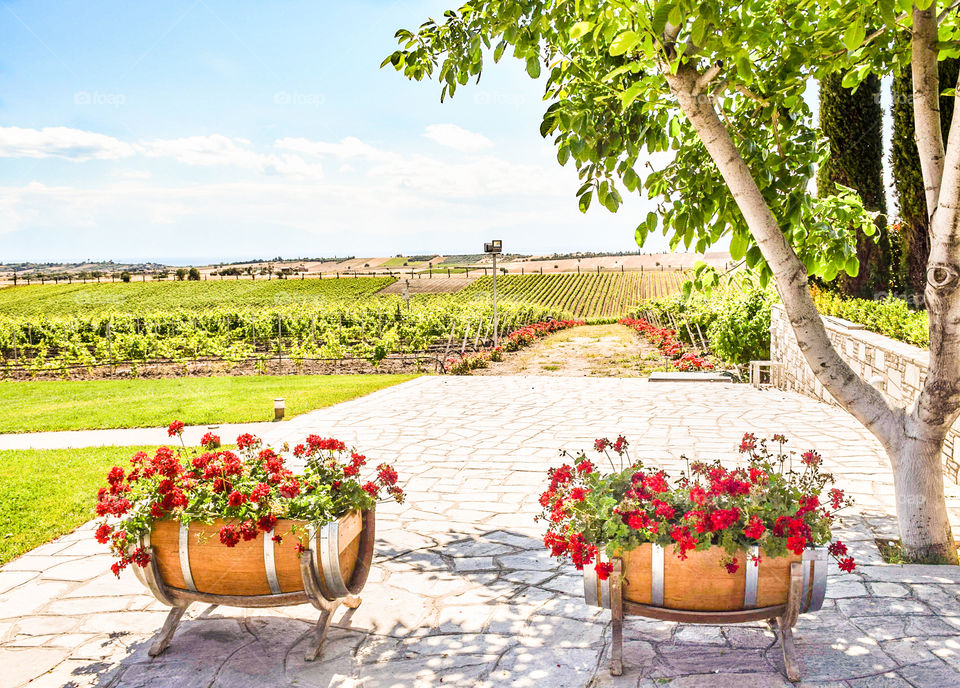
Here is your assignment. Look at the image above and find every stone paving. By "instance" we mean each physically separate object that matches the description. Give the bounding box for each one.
[2,376,960,687]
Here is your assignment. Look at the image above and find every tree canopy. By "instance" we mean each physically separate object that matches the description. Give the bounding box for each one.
[385,1,959,284]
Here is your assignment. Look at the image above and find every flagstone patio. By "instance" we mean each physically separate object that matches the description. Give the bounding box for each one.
[2,376,960,687]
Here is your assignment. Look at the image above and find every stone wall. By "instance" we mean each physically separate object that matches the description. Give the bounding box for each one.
[770,304,959,485]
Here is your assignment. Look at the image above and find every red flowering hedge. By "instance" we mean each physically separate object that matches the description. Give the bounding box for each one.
[538,433,855,582]
[619,317,714,372]
[94,421,403,577]
[444,319,585,373]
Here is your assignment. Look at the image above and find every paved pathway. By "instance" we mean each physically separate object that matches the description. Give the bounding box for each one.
[0,422,278,451]
[2,376,960,687]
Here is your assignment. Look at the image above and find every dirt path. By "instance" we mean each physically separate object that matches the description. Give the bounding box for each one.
[478,324,667,377]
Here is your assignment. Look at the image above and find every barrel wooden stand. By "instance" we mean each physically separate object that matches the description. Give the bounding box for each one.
[132,510,375,662]
[586,548,828,683]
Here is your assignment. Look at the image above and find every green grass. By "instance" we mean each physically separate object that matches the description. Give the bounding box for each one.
[0,277,395,317]
[0,445,154,565]
[0,374,417,433]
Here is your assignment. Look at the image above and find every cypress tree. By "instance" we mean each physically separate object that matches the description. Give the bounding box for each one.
[891,56,958,302]
[817,72,890,298]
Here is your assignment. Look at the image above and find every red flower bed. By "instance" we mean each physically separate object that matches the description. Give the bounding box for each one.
[444,319,585,374]
[538,433,855,581]
[619,317,714,371]
[94,421,404,577]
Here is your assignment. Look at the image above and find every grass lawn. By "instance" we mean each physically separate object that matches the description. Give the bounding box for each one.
[0,445,154,565]
[0,374,417,433]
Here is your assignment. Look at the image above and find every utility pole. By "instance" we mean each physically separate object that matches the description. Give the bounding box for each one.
[484,240,502,346]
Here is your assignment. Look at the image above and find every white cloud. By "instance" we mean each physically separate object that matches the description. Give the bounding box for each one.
[0,126,138,161]
[274,136,385,160]
[142,135,323,178]
[422,123,493,152]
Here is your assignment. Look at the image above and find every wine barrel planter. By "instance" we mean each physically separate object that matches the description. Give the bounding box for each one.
[583,545,828,682]
[132,509,375,661]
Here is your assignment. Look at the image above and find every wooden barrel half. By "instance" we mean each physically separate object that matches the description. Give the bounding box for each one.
[147,509,374,600]
[584,545,827,614]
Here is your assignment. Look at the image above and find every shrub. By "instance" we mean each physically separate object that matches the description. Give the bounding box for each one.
[809,286,928,348]
[640,279,775,366]
[705,288,772,365]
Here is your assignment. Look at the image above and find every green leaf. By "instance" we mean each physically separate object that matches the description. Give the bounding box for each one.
[609,31,640,56]
[844,255,860,277]
[729,233,747,261]
[622,82,643,109]
[842,18,865,52]
[569,21,593,39]
[578,190,593,213]
[526,56,541,78]
[691,17,706,46]
[668,6,682,27]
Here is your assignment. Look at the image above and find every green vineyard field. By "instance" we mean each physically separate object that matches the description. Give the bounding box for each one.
[459,271,687,319]
[0,277,396,318]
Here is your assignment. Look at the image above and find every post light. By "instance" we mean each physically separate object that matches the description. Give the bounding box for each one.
[274,398,285,421]
[484,240,502,347]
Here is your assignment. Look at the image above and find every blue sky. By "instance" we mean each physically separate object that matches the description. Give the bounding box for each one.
[0,0,667,264]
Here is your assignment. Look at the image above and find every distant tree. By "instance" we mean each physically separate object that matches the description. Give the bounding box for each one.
[892,52,959,300]
[120,271,131,283]
[817,72,891,297]
[175,268,187,281]
[188,267,201,281]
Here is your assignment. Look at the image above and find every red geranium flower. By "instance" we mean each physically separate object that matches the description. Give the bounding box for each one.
[219,525,241,547]
[787,535,807,555]
[743,515,765,540]
[838,557,856,573]
[236,433,256,450]
[167,420,184,437]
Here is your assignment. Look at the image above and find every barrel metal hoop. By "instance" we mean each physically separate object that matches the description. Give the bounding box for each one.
[263,530,281,594]
[583,567,600,607]
[651,544,665,606]
[178,522,197,592]
[802,548,828,613]
[307,525,320,582]
[319,521,350,598]
[743,545,759,608]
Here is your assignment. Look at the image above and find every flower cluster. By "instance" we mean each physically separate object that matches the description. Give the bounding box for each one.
[444,350,493,374]
[537,433,855,582]
[94,422,404,577]
[444,320,584,374]
[618,318,714,371]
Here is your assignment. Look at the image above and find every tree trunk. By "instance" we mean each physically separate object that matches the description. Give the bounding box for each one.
[888,422,956,563]
[666,66,959,564]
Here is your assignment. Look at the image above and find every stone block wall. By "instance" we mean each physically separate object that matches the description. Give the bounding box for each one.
[770,304,959,485]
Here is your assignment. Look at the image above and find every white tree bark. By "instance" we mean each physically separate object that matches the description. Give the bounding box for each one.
[911,6,946,220]
[665,61,959,563]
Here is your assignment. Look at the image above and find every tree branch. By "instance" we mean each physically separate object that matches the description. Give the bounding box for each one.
[911,5,945,221]
[665,66,900,447]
